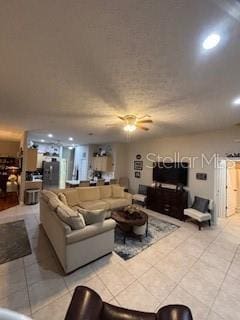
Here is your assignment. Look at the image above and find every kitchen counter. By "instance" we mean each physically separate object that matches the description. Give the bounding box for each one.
[25,180,43,190]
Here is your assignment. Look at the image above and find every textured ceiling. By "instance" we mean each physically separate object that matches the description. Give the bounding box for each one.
[0,0,240,143]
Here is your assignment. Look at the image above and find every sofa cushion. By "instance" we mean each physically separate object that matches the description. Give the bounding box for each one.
[71,205,84,212]
[99,185,112,199]
[80,200,110,211]
[48,197,63,211]
[112,185,124,198]
[77,208,106,225]
[66,219,116,244]
[192,196,209,213]
[58,192,68,205]
[56,204,86,230]
[41,190,58,202]
[63,189,80,207]
[103,198,131,209]
[77,187,101,201]
[184,208,211,222]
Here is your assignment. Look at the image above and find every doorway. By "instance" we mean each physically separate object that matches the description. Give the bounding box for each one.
[215,159,240,218]
[226,161,240,216]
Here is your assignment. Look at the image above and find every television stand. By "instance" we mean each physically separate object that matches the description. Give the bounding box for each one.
[146,186,188,220]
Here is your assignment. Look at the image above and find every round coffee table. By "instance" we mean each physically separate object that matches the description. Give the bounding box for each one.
[111,210,148,244]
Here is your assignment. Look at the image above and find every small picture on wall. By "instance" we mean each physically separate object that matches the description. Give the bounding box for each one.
[135,171,141,178]
[134,160,143,171]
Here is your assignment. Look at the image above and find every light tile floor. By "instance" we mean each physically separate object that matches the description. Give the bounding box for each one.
[0,204,240,319]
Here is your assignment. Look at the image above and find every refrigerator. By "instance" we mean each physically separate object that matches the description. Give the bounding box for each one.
[42,161,60,189]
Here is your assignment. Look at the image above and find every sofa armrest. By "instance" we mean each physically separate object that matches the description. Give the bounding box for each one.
[157,305,193,320]
[102,303,156,319]
[40,198,72,235]
[66,218,116,244]
[65,286,103,320]
[124,192,132,201]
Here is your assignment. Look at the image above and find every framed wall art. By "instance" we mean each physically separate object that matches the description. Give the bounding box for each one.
[135,171,141,178]
[134,160,143,171]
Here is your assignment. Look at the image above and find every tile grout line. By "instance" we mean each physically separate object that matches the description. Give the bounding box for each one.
[96,273,115,302]
[23,257,33,317]
[156,226,224,318]
[204,243,240,319]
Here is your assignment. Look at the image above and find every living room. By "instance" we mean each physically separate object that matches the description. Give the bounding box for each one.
[1,1,240,320]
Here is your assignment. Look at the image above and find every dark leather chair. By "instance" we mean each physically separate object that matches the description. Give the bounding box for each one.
[65,286,193,320]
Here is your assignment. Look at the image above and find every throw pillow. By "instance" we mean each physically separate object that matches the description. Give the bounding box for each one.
[112,185,124,198]
[192,196,209,213]
[41,190,58,203]
[56,204,86,230]
[58,192,68,205]
[77,208,106,225]
[63,189,80,207]
[48,197,62,211]
[99,185,112,199]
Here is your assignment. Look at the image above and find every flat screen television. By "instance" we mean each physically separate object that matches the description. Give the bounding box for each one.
[153,162,188,186]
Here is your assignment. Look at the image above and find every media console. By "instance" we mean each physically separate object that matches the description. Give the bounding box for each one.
[146,186,188,221]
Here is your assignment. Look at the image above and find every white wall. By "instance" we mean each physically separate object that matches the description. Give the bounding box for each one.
[112,143,129,179]
[127,128,240,204]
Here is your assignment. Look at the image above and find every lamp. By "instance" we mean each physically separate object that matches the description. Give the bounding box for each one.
[124,124,136,132]
[123,116,137,132]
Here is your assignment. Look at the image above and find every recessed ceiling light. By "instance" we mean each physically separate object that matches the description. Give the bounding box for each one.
[124,124,136,132]
[40,139,45,143]
[233,97,240,106]
[48,133,53,138]
[68,137,74,141]
[202,33,220,50]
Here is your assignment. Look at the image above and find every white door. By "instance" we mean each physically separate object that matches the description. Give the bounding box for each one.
[214,159,227,219]
[236,163,240,213]
[226,161,238,217]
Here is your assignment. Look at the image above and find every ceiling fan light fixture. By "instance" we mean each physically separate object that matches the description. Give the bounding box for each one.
[202,33,220,50]
[124,124,136,132]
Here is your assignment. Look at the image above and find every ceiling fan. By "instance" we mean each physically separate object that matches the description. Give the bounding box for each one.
[117,114,153,132]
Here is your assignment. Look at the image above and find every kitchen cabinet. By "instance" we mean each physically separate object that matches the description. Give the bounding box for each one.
[26,149,37,172]
[92,156,112,172]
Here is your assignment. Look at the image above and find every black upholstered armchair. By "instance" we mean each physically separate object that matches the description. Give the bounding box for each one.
[65,286,193,320]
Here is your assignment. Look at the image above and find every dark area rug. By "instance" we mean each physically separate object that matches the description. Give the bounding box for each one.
[114,216,179,260]
[0,220,32,264]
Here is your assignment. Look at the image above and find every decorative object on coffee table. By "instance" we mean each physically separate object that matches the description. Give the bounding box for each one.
[114,215,179,260]
[111,206,148,244]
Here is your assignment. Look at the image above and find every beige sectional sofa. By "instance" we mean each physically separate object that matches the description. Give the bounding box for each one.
[40,185,132,273]
[57,184,132,212]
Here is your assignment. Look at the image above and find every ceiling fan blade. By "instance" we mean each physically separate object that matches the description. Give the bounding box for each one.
[137,114,151,119]
[137,119,153,124]
[136,124,149,131]
[105,123,117,127]
[118,116,125,121]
